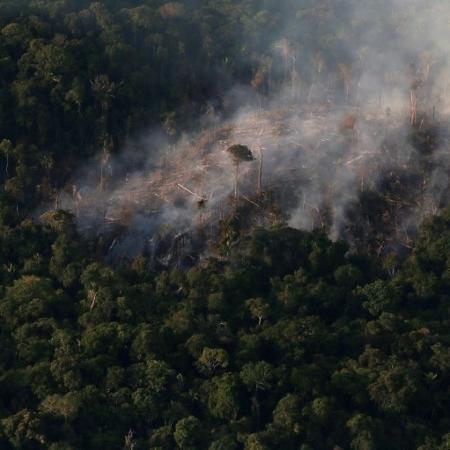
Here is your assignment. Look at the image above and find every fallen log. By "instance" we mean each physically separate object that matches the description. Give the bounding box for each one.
[177,184,207,201]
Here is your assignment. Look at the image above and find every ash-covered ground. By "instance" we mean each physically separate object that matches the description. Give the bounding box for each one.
[32,0,450,267]
[52,95,450,267]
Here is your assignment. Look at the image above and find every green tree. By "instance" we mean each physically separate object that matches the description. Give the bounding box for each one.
[226,144,254,198]
[174,416,204,450]
[208,373,241,420]
[272,394,301,433]
[197,347,229,375]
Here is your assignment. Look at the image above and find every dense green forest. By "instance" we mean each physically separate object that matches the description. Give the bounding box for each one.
[2,0,450,449]
[4,209,450,449]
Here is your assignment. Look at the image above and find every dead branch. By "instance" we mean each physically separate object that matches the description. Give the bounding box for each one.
[241,195,262,209]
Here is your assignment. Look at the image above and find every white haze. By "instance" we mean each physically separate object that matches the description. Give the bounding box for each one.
[51,0,450,263]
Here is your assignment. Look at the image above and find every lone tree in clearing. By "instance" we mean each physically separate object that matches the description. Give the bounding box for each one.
[227,144,255,198]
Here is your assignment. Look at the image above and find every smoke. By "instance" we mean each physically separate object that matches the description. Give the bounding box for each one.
[51,0,450,264]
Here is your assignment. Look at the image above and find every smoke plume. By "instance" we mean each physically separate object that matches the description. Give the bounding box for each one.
[52,0,450,265]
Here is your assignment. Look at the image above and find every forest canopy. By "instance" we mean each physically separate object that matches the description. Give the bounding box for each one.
[1,1,450,449]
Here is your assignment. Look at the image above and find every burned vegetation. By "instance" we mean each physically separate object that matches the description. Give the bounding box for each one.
[4,1,450,449]
[58,99,450,268]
